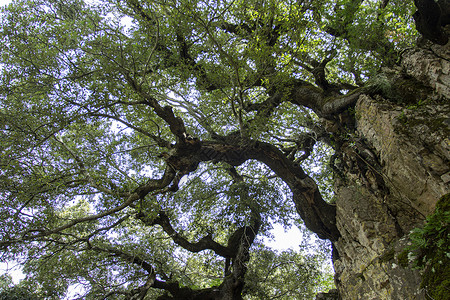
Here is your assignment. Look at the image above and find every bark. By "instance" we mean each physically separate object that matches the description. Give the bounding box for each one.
[157,136,339,241]
[139,210,231,257]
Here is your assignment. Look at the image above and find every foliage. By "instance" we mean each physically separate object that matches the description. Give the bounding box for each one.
[0,274,41,300]
[0,0,421,298]
[406,193,450,300]
[244,248,332,299]
[245,233,334,299]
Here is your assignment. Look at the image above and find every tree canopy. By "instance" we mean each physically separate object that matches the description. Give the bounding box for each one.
[0,0,421,299]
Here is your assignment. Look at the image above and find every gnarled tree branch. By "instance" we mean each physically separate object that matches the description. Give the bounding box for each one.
[138,210,232,258]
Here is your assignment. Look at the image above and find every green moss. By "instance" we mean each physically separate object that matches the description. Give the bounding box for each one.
[394,107,450,139]
[405,116,450,135]
[436,193,450,212]
[421,258,450,300]
[365,74,432,105]
[396,250,409,268]
[397,111,407,124]
[393,77,431,106]
[407,193,450,299]
[379,248,395,262]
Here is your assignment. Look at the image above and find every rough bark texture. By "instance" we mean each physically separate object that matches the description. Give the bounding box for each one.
[332,41,450,299]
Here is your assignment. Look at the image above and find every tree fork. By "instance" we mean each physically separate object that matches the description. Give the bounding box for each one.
[159,136,339,241]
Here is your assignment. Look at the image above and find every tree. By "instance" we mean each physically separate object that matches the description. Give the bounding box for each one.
[0,274,41,299]
[0,0,448,299]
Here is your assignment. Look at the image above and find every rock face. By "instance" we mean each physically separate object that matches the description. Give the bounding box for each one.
[333,43,450,299]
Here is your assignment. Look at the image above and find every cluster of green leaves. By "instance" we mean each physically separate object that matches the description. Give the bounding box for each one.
[246,225,334,299]
[1,274,37,299]
[245,248,334,299]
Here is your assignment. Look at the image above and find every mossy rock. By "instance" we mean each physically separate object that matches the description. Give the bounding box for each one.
[436,193,450,212]
[419,193,450,299]
[379,248,395,263]
[396,250,409,268]
[365,74,432,105]
[421,259,450,300]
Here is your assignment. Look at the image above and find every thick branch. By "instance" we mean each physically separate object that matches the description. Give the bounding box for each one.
[89,242,222,300]
[321,91,363,116]
[292,51,337,91]
[159,137,339,241]
[135,210,260,299]
[220,213,260,299]
[89,243,157,299]
[139,211,232,257]
[247,141,339,240]
[245,79,362,118]
[123,75,187,141]
[220,19,284,47]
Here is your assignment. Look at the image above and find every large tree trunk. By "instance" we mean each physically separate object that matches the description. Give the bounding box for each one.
[331,41,449,299]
